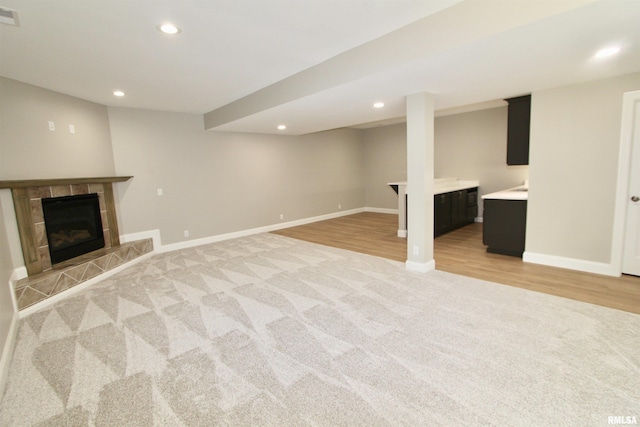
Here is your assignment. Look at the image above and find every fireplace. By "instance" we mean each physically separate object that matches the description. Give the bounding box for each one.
[42,193,105,264]
[0,178,132,275]
[0,177,157,311]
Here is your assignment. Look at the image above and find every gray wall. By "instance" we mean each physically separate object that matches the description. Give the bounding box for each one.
[0,77,118,366]
[434,106,529,215]
[362,107,529,215]
[2,72,639,285]
[0,77,115,179]
[0,77,116,369]
[1,70,638,394]
[0,195,17,377]
[527,72,640,264]
[0,77,365,250]
[108,108,365,245]
[362,123,407,209]
[0,79,365,367]
[362,74,639,269]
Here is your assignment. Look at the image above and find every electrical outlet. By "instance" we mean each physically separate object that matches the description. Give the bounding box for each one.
[157,188,163,196]
[48,121,55,131]
[279,214,284,220]
[69,124,75,134]
[413,246,419,256]
[338,204,341,210]
[184,230,189,237]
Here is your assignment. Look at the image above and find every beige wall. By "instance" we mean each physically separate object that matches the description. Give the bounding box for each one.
[435,106,529,215]
[0,80,365,365]
[362,123,407,209]
[0,76,365,250]
[0,193,17,382]
[0,77,117,357]
[527,72,640,264]
[108,107,365,245]
[362,107,529,214]
[3,72,639,276]
[0,77,115,180]
[1,71,638,373]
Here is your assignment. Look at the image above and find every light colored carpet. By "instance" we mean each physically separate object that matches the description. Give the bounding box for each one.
[0,233,638,426]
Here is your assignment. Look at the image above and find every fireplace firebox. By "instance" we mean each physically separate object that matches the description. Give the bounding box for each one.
[42,193,105,265]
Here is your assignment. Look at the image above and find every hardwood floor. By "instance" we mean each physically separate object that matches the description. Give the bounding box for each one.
[272,212,640,315]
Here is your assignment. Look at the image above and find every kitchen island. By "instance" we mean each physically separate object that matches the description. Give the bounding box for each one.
[481,184,528,257]
[388,178,479,238]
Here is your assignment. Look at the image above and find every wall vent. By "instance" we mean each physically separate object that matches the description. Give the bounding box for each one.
[0,7,19,26]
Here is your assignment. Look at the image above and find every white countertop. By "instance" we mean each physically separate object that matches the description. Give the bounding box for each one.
[388,178,479,195]
[481,185,528,200]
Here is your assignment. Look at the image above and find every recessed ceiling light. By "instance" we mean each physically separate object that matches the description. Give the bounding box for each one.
[113,90,125,97]
[277,125,287,130]
[373,102,385,108]
[594,46,620,59]
[158,23,181,35]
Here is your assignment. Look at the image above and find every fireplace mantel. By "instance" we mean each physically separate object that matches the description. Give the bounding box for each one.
[0,176,132,189]
[1,176,133,277]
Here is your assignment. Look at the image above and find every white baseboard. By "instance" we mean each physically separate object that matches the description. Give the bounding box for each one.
[10,267,27,282]
[523,251,620,277]
[0,311,19,398]
[9,267,27,312]
[365,207,399,215]
[405,259,436,273]
[120,229,162,251]
[124,208,402,254]
[153,208,366,253]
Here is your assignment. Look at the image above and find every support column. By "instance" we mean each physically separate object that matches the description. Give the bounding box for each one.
[397,184,407,238]
[405,92,435,273]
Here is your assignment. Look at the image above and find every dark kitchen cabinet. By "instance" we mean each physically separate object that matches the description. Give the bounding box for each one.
[435,187,478,237]
[434,192,452,237]
[467,189,478,222]
[452,189,468,227]
[506,95,531,165]
[483,199,527,257]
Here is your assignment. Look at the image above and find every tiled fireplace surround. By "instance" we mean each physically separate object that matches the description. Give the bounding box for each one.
[0,177,153,311]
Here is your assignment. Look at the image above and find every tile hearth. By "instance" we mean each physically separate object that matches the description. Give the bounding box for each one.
[14,238,153,310]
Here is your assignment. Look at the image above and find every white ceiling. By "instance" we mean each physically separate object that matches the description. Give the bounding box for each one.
[1,0,639,135]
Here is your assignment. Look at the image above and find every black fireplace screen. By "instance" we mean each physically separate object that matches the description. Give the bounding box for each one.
[41,193,105,264]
